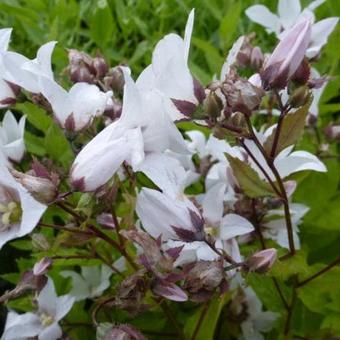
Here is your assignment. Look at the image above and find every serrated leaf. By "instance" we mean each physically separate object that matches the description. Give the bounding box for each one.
[227,155,276,198]
[264,99,311,157]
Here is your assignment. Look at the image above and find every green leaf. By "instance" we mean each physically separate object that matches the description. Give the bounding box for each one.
[184,295,229,340]
[15,102,52,131]
[226,155,276,198]
[44,123,73,167]
[89,0,115,49]
[263,99,311,157]
[24,131,46,156]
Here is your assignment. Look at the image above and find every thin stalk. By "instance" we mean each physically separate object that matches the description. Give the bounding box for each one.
[204,239,237,265]
[159,300,185,340]
[297,257,340,288]
[39,222,93,235]
[191,301,210,340]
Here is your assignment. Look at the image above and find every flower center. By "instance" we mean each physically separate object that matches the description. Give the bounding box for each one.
[40,312,54,327]
[204,224,219,237]
[0,201,22,231]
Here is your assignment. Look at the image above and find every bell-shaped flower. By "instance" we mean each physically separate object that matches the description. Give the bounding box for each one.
[239,287,278,340]
[70,69,188,191]
[0,110,26,164]
[246,0,338,59]
[136,9,204,121]
[2,278,74,340]
[237,126,326,183]
[261,20,311,89]
[0,28,17,107]
[0,166,46,249]
[60,265,113,301]
[263,203,309,249]
[2,41,57,93]
[39,77,112,131]
[136,153,203,242]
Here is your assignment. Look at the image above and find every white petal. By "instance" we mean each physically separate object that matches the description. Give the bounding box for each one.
[307,0,325,11]
[38,278,58,317]
[245,5,281,33]
[278,0,301,29]
[59,270,90,301]
[39,322,62,340]
[184,9,195,62]
[202,183,225,225]
[274,150,327,178]
[220,214,254,240]
[55,295,75,320]
[307,17,339,58]
[0,28,12,52]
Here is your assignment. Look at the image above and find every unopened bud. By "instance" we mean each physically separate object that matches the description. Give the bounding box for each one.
[324,125,340,141]
[33,257,52,276]
[223,78,264,115]
[11,170,58,204]
[292,57,310,85]
[69,65,94,83]
[92,55,109,78]
[288,86,310,108]
[230,112,247,129]
[104,324,145,340]
[203,92,223,118]
[250,46,264,70]
[261,20,311,89]
[105,66,125,92]
[246,248,277,273]
[32,233,50,251]
[306,113,317,126]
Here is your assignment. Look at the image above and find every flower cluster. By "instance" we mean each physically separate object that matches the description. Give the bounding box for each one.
[0,1,338,339]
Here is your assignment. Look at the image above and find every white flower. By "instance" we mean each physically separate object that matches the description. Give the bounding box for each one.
[39,77,112,131]
[71,69,188,191]
[239,287,277,340]
[0,111,26,164]
[1,278,74,340]
[136,9,203,121]
[2,41,57,93]
[239,127,326,181]
[0,166,46,249]
[60,265,113,301]
[309,68,327,118]
[263,203,309,249]
[246,0,338,58]
[0,28,17,107]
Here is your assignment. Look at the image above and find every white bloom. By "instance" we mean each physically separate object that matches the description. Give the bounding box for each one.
[239,287,278,340]
[71,69,188,191]
[0,28,16,107]
[239,127,326,181]
[3,41,57,93]
[1,278,74,340]
[39,77,112,131]
[136,9,203,121]
[60,265,113,301]
[263,203,309,249]
[0,166,46,249]
[0,111,26,164]
[309,68,327,118]
[246,0,338,58]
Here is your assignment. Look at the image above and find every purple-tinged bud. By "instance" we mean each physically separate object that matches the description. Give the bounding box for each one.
[69,64,94,83]
[288,86,310,108]
[261,20,311,90]
[306,113,318,126]
[203,91,223,118]
[246,248,277,273]
[105,66,125,92]
[11,170,58,204]
[92,54,109,78]
[292,57,310,85]
[33,257,52,276]
[104,324,146,340]
[152,280,188,302]
[222,77,264,115]
[250,46,264,71]
[324,125,340,141]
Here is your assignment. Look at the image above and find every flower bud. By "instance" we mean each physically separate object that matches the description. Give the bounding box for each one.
[11,170,58,204]
[68,49,95,83]
[105,66,125,92]
[261,20,311,90]
[324,125,340,141]
[104,324,146,340]
[203,91,223,118]
[246,248,277,273]
[33,257,52,276]
[222,77,264,115]
[92,54,109,78]
[250,46,264,70]
[69,64,94,83]
[288,86,310,108]
[292,57,310,85]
